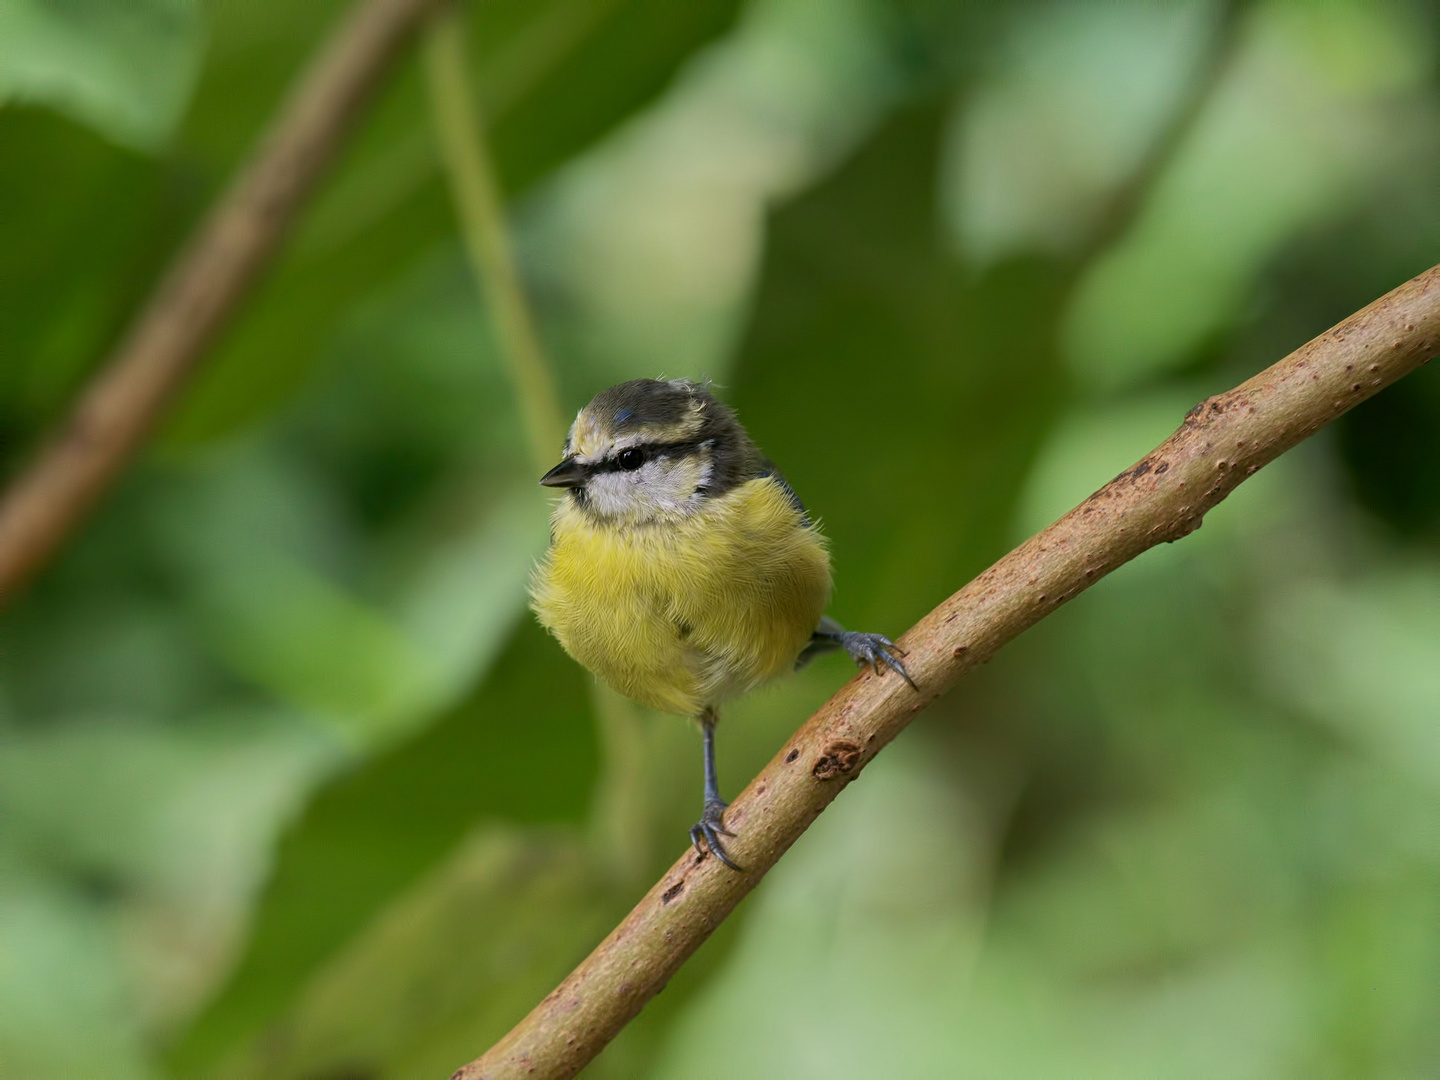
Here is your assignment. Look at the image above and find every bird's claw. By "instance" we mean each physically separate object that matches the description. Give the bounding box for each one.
[689,798,741,871]
[839,631,918,691]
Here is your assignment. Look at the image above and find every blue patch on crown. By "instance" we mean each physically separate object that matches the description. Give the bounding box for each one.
[614,408,634,424]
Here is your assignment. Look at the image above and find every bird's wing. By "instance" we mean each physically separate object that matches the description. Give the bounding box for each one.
[756,461,810,525]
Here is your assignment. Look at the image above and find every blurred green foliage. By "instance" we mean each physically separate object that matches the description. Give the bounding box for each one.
[2,0,1439,1077]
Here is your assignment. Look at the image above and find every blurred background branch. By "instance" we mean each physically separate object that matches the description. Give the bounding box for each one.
[0,0,440,606]
[461,264,1440,1079]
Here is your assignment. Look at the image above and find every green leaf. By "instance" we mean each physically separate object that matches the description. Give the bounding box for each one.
[168,618,599,1073]
[945,0,1218,265]
[0,0,205,152]
[728,97,1070,630]
[0,865,157,1080]
[480,0,742,194]
[0,712,338,1078]
[0,110,176,451]
[215,826,616,1080]
[159,445,550,747]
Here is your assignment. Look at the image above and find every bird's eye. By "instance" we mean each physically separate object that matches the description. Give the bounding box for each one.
[617,447,645,471]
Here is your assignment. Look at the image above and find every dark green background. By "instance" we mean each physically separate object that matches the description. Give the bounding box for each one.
[2,1,1438,1077]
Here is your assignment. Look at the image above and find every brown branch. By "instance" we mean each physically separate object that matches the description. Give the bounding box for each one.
[454,265,1440,1080]
[0,0,444,606]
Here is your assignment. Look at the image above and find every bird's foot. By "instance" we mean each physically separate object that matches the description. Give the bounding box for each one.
[839,631,917,690]
[689,797,741,871]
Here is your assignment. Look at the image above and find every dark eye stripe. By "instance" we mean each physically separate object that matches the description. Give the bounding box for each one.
[584,439,702,476]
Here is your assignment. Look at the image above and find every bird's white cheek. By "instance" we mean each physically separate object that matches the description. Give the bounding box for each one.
[581,459,707,520]
[584,473,641,517]
[643,459,708,514]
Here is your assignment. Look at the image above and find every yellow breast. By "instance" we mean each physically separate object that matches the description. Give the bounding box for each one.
[530,477,832,716]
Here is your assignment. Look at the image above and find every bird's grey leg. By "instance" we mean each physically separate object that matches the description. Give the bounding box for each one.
[800,614,917,689]
[689,706,740,870]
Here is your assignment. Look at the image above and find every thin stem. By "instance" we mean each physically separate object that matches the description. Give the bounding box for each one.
[421,5,567,473]
[421,7,650,881]
[454,264,1440,1080]
[586,683,653,886]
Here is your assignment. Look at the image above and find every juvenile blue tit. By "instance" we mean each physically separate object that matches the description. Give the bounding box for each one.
[530,378,912,869]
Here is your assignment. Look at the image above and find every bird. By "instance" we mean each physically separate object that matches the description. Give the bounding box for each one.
[530,378,913,870]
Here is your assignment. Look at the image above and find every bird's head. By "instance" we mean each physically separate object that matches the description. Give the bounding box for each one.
[540,379,756,525]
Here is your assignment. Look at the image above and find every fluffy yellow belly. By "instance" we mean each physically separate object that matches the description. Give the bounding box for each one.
[530,477,831,716]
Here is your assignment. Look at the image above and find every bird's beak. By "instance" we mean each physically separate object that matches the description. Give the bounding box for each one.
[539,457,585,488]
